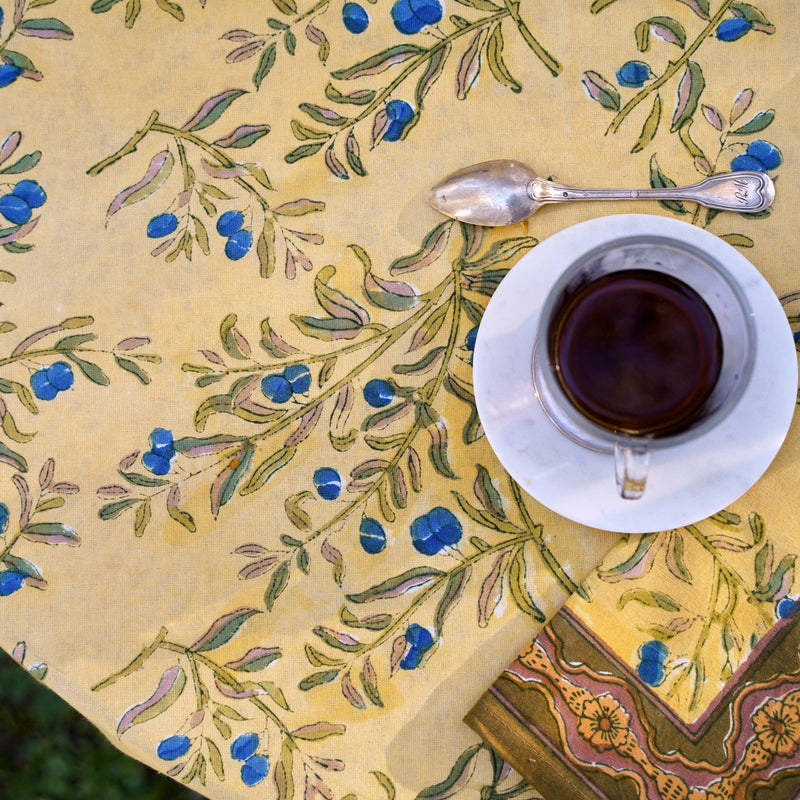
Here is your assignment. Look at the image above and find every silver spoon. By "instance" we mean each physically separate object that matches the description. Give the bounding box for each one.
[426,159,775,226]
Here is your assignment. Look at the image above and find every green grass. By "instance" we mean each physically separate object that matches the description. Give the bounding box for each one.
[0,647,204,799]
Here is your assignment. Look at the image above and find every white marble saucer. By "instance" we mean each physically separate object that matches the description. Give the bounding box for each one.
[473,214,797,533]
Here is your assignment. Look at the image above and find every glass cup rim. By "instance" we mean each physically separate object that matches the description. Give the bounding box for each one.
[531,234,757,454]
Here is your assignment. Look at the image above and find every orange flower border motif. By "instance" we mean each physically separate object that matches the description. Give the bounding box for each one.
[465,608,800,800]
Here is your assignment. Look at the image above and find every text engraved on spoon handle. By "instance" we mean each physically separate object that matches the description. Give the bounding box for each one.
[529,172,774,213]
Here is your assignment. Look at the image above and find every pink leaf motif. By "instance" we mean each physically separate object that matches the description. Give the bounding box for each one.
[0,216,38,244]
[224,646,282,672]
[106,150,174,219]
[200,159,249,180]
[0,132,21,168]
[314,265,370,324]
[478,551,508,627]
[730,88,754,124]
[364,272,419,311]
[455,28,488,100]
[117,665,186,734]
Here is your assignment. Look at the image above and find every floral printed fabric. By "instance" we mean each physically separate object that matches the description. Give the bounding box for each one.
[0,1,797,799]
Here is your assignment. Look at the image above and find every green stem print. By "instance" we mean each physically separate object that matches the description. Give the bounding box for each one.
[597,511,794,712]
[0,315,160,473]
[92,611,346,794]
[282,0,560,178]
[0,0,73,82]
[87,95,324,278]
[0,460,80,597]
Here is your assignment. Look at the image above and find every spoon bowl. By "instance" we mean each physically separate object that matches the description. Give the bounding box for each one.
[426,159,775,226]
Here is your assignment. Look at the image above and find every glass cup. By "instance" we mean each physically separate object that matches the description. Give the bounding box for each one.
[531,235,755,499]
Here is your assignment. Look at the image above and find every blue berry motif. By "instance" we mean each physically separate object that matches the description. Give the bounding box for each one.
[147,213,179,238]
[156,734,191,760]
[262,373,293,404]
[47,361,74,391]
[777,596,800,619]
[13,180,46,209]
[363,378,394,408]
[716,17,752,41]
[410,507,462,555]
[730,154,766,172]
[400,623,435,669]
[241,754,270,786]
[391,0,442,33]
[0,193,32,225]
[0,503,9,535]
[30,368,58,401]
[343,2,369,33]
[149,427,175,458]
[230,732,260,762]
[731,140,782,173]
[359,517,387,554]
[465,326,478,351]
[616,60,651,88]
[383,99,414,142]
[225,229,253,261]
[0,64,22,88]
[216,210,245,237]
[313,467,342,500]
[636,640,668,686]
[284,364,311,394]
[0,571,25,597]
[745,140,781,170]
[143,428,176,475]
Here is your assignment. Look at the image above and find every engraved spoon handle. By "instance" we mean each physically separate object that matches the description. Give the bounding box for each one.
[529,171,775,213]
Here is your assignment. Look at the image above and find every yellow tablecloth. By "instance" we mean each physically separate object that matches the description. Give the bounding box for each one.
[1,1,797,797]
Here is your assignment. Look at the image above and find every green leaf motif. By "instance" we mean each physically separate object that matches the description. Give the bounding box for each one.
[631,94,661,153]
[190,607,261,652]
[183,89,248,132]
[18,17,74,39]
[731,109,775,135]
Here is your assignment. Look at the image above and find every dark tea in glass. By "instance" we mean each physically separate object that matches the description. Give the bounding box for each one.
[548,268,723,436]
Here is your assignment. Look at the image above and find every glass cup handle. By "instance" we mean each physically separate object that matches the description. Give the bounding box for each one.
[614,443,650,500]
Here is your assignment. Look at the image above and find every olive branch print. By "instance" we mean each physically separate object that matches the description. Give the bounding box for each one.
[90,0,204,28]
[0,459,80,598]
[96,222,535,551]
[582,0,774,142]
[584,0,781,248]
[289,467,582,711]
[0,130,48,259]
[597,510,795,712]
[581,2,780,246]
[92,609,347,795]
[0,315,160,473]
[0,0,73,85]
[283,0,561,179]
[87,92,325,278]
[221,0,332,90]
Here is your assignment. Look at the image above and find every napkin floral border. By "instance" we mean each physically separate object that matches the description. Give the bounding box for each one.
[466,606,800,800]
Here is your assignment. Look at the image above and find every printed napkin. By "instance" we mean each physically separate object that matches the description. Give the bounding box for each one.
[466,514,800,799]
